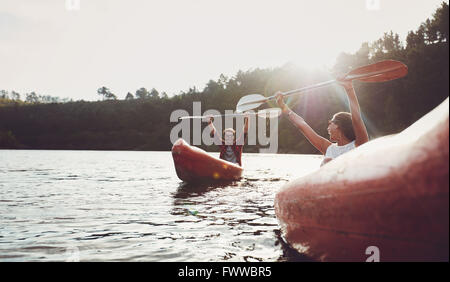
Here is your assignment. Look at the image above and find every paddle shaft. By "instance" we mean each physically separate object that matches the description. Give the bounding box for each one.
[179,109,280,120]
[179,113,248,120]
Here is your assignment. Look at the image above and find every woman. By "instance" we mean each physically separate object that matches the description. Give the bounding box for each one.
[276,78,369,165]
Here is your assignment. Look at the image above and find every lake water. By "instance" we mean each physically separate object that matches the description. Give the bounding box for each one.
[0,150,322,262]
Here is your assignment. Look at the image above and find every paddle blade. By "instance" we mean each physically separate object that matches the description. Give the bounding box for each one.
[345,60,408,83]
[256,108,282,119]
[236,94,267,113]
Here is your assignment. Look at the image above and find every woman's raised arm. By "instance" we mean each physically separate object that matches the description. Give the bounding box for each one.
[338,80,369,147]
[276,92,332,154]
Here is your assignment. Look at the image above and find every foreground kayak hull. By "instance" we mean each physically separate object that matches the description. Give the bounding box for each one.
[172,138,243,183]
[275,98,449,262]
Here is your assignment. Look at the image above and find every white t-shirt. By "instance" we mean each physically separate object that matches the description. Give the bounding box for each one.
[325,140,356,159]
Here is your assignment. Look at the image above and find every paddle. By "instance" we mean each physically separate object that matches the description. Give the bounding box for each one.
[178,108,282,120]
[236,60,408,113]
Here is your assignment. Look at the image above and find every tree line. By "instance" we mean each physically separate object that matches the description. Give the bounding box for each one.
[0,86,169,104]
[0,90,72,105]
[0,2,448,153]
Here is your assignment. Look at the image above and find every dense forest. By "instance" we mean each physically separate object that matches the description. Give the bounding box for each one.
[0,3,448,153]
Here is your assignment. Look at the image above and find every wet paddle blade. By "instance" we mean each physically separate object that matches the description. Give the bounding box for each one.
[236,94,267,113]
[345,60,408,82]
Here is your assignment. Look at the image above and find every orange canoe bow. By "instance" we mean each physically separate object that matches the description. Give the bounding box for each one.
[172,138,243,183]
[275,98,449,262]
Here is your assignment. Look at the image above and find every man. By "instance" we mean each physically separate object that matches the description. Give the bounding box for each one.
[207,115,249,166]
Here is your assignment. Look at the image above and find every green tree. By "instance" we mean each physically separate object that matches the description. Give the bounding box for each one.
[125,92,134,100]
[0,90,8,99]
[149,88,159,99]
[11,91,20,101]
[25,92,39,103]
[105,91,117,100]
[160,92,169,99]
[433,2,449,42]
[97,87,116,100]
[135,87,150,99]
[97,86,110,100]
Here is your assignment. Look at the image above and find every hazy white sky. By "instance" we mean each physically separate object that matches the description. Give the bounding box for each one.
[0,0,447,100]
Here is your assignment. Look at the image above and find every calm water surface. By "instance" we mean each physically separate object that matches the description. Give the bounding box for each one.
[0,150,321,261]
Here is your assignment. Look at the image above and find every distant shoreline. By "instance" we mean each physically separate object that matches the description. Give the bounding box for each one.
[0,148,322,156]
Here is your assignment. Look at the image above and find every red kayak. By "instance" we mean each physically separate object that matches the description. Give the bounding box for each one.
[172,138,243,183]
[275,98,449,262]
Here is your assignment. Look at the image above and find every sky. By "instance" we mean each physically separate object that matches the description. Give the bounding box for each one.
[0,0,447,100]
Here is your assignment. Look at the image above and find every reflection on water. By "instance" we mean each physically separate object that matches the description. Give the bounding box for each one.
[0,150,321,261]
